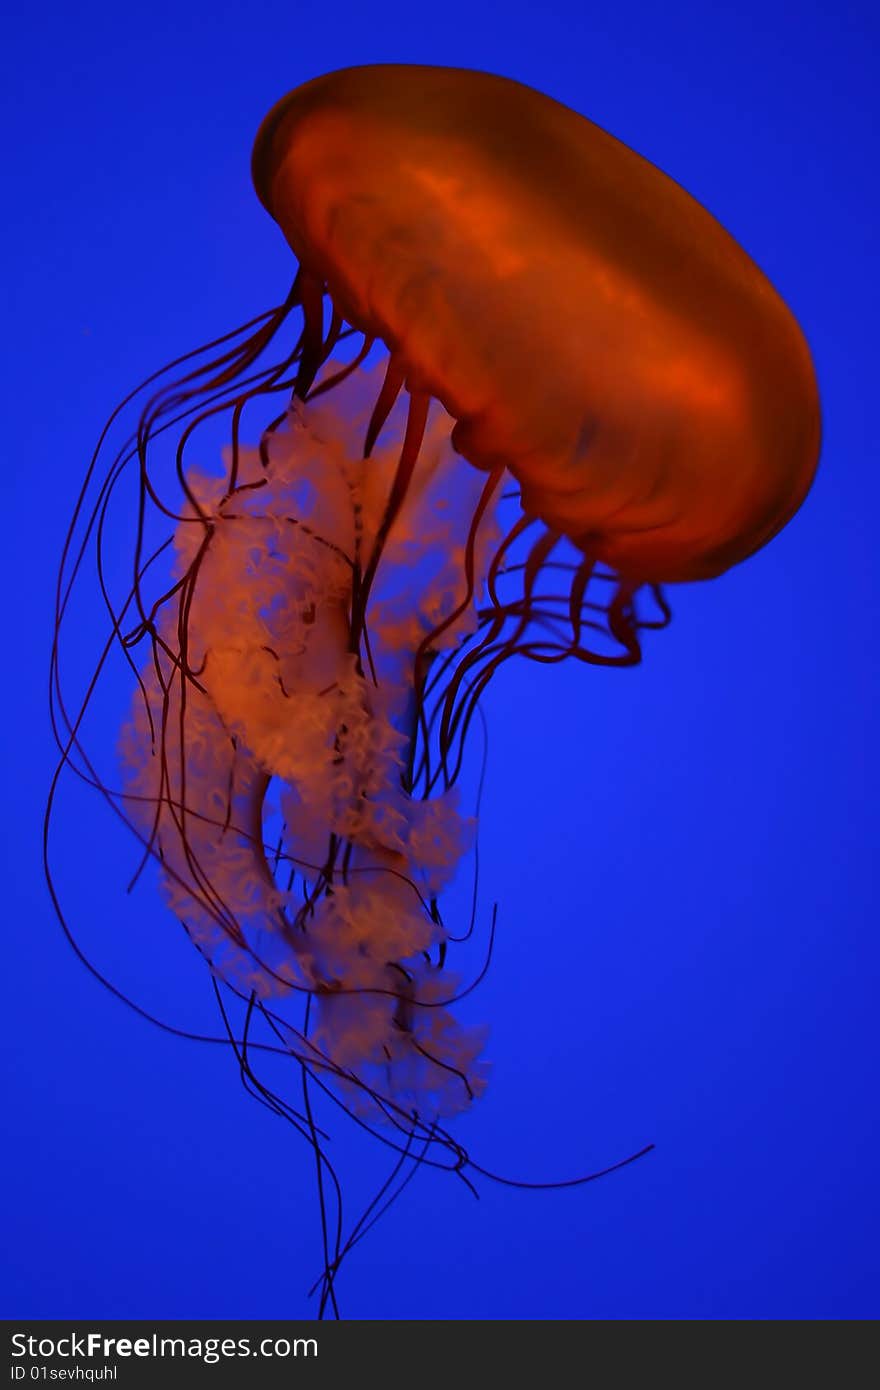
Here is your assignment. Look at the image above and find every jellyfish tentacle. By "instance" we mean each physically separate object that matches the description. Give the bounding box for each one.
[294,270,328,399]
[309,334,376,399]
[568,554,596,648]
[486,513,535,609]
[353,387,430,650]
[363,356,406,458]
[607,580,641,662]
[405,463,504,793]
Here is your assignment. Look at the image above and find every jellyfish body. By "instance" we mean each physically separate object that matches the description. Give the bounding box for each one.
[252,65,821,584]
[49,64,821,1314]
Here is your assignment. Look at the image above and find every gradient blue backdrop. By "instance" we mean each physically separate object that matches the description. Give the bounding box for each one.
[4,0,877,1320]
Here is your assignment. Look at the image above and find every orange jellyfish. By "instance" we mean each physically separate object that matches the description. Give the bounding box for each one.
[47,64,820,1317]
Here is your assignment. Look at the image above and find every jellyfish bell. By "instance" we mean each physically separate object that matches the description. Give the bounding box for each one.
[252,63,821,584]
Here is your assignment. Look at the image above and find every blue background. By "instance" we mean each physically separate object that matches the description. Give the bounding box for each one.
[4,0,877,1320]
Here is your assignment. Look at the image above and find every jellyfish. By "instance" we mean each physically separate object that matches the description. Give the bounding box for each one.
[47,64,820,1317]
